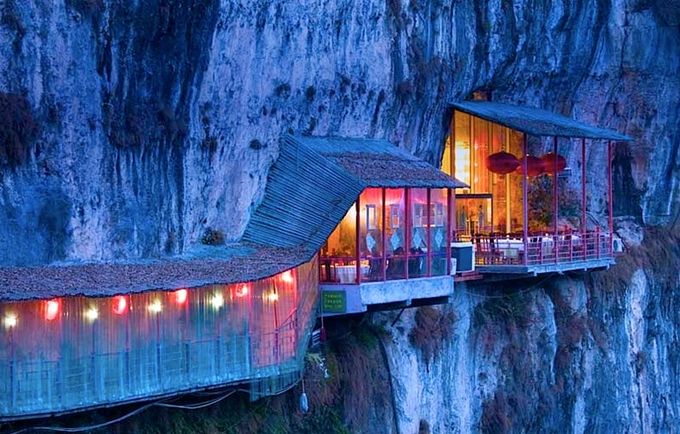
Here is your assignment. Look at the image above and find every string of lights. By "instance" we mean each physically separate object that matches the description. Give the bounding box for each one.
[1,272,300,330]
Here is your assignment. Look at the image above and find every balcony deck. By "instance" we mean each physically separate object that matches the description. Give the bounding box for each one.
[321,275,454,316]
[470,230,615,275]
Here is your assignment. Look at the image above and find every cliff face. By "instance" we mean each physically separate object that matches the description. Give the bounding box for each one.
[376,229,680,433]
[0,0,677,265]
[1,1,679,432]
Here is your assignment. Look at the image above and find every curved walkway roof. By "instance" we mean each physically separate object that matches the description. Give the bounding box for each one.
[1,135,463,301]
[451,101,632,141]
[243,134,465,250]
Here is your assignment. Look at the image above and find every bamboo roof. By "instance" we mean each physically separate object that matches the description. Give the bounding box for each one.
[242,135,465,251]
[0,243,311,301]
[2,134,461,302]
[452,101,632,141]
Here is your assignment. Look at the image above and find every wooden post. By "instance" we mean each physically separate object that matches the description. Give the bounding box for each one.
[581,138,587,260]
[382,188,387,281]
[553,136,559,263]
[355,197,361,284]
[522,134,529,266]
[447,188,453,275]
[608,140,614,255]
[426,189,432,277]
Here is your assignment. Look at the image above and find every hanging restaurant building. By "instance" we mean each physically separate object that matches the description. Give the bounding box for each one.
[441,101,631,275]
[0,134,465,420]
[0,101,631,420]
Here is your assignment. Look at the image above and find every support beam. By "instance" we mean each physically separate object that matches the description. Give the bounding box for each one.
[382,188,387,281]
[405,188,410,279]
[553,136,559,264]
[447,188,453,275]
[522,134,529,266]
[451,111,456,177]
[608,140,614,255]
[355,197,361,284]
[426,188,432,277]
[505,127,511,234]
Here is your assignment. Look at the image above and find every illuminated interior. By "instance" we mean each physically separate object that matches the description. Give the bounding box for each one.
[442,109,613,267]
[444,111,528,237]
[0,261,319,416]
[320,187,452,283]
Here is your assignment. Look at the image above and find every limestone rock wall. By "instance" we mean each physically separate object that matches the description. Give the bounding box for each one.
[0,0,677,265]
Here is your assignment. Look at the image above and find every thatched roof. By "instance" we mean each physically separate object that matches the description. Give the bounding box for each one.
[0,244,311,301]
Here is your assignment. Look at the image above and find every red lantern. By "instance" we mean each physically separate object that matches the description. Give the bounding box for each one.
[485,152,520,174]
[515,156,546,176]
[541,153,567,173]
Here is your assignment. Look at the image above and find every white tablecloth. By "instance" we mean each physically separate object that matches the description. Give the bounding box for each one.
[335,265,370,284]
[496,239,524,258]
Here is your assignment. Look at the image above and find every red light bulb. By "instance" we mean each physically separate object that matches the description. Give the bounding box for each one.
[45,299,60,321]
[175,289,188,305]
[236,285,249,298]
[113,296,128,315]
[281,271,294,283]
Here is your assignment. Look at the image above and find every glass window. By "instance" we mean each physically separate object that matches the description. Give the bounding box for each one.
[452,111,471,189]
[430,189,449,276]
[384,188,406,280]
[320,202,358,283]
[409,189,428,278]
[359,188,384,282]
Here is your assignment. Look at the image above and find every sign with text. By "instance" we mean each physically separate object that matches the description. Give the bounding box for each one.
[322,290,347,313]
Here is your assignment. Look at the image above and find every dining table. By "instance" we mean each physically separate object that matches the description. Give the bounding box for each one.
[334,264,370,284]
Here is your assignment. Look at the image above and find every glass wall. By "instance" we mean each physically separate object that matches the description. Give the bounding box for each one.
[430,189,449,276]
[321,200,358,283]
[385,188,406,280]
[359,188,384,282]
[0,259,319,418]
[443,111,525,237]
[320,187,451,284]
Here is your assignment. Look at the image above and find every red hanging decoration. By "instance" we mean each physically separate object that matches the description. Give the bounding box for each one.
[541,153,567,173]
[485,152,520,174]
[515,156,547,176]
